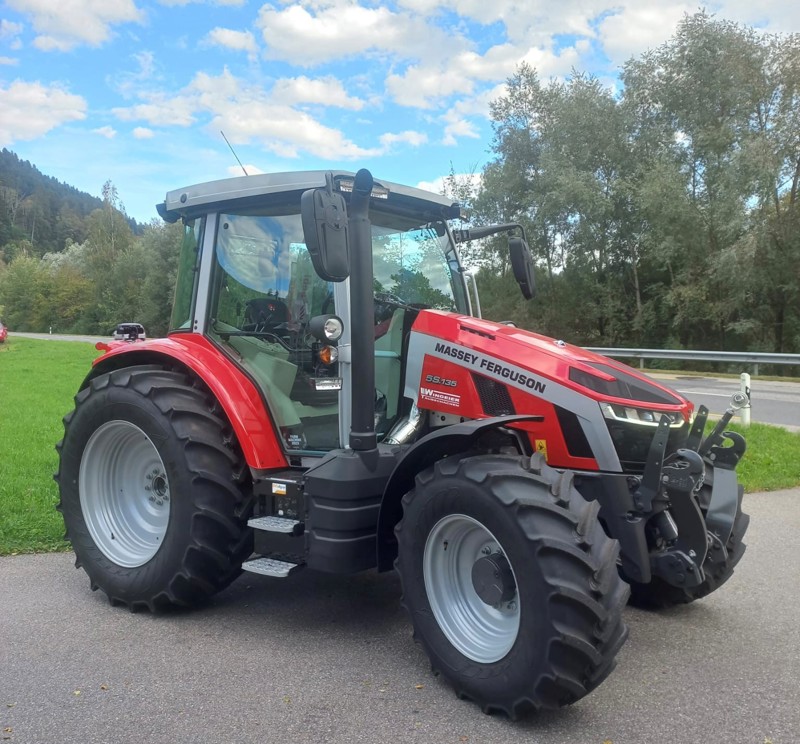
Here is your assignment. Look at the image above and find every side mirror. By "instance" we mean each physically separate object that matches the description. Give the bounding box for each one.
[301,173,350,282]
[509,237,536,300]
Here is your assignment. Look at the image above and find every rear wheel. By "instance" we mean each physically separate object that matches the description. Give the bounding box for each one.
[56,365,253,611]
[395,453,629,717]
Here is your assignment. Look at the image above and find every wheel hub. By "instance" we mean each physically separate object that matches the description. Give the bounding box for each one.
[471,552,516,606]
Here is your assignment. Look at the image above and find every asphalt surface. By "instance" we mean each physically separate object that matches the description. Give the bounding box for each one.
[2,489,799,744]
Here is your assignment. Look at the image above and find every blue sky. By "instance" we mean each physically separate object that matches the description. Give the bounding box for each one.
[1,0,798,223]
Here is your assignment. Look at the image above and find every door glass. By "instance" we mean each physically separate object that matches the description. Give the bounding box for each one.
[207,211,339,453]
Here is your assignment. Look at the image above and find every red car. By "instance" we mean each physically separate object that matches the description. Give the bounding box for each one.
[0,322,7,343]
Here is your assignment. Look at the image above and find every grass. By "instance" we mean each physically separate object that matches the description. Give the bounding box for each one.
[1,337,798,555]
[0,337,101,554]
[721,422,800,493]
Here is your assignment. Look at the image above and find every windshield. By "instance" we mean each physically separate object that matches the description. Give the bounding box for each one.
[213,211,465,312]
[371,217,464,310]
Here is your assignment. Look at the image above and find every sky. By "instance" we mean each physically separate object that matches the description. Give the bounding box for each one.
[1,0,799,224]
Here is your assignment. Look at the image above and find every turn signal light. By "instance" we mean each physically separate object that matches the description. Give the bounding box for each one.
[318,345,339,365]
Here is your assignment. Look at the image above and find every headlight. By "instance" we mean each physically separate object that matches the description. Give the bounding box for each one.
[600,402,685,428]
[309,314,344,342]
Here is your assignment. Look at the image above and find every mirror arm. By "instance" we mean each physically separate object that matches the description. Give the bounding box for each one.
[453,223,526,243]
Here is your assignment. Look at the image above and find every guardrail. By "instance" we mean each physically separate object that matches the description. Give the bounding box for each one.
[585,348,800,376]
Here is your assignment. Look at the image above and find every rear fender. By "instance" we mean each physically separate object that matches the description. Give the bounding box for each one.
[85,336,288,470]
[376,415,540,571]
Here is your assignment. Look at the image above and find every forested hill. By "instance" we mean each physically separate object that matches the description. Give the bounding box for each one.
[0,149,180,337]
[0,149,141,261]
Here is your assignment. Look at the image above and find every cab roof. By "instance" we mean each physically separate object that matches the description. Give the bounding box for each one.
[157,170,462,223]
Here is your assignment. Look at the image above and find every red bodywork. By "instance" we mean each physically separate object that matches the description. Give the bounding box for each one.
[89,311,691,474]
[91,333,287,470]
[411,311,693,471]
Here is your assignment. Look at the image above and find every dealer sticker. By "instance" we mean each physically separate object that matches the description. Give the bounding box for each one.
[420,386,461,408]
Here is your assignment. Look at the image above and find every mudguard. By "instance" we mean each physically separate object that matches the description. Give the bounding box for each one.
[375,415,541,571]
[85,334,288,470]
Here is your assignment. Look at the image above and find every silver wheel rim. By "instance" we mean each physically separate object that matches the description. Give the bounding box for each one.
[423,514,520,663]
[79,420,171,568]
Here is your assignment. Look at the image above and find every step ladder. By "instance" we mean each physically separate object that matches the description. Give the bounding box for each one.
[242,515,305,578]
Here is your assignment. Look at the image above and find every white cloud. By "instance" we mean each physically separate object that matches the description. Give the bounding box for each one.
[270,76,364,110]
[0,80,87,145]
[113,94,197,126]
[112,68,380,159]
[0,19,23,39]
[132,126,154,138]
[158,0,245,5]
[256,1,462,67]
[6,0,143,51]
[417,171,482,197]
[204,27,258,58]
[227,164,265,176]
[387,64,474,109]
[441,117,480,146]
[189,69,379,159]
[597,4,695,65]
[0,57,18,66]
[93,125,117,138]
[379,130,428,148]
[112,51,158,98]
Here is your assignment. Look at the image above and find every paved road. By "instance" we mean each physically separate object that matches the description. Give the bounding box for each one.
[9,331,106,345]
[2,489,798,744]
[661,374,800,430]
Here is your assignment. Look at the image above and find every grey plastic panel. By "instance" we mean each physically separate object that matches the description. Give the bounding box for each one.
[241,557,300,578]
[247,516,300,533]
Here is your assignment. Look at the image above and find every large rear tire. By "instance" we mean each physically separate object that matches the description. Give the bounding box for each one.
[56,366,253,611]
[626,478,749,609]
[395,453,629,717]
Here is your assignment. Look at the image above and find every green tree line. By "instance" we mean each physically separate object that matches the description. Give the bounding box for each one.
[453,11,800,357]
[1,12,798,354]
[0,178,181,337]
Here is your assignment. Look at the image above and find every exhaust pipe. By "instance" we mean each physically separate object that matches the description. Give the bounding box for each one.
[347,169,377,452]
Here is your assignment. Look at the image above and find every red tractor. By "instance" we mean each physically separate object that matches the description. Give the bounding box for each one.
[56,169,748,717]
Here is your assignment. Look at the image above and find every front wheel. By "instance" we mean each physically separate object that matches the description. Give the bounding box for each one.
[395,453,629,717]
[56,366,253,611]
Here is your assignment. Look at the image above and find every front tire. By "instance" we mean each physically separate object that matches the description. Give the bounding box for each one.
[395,453,629,717]
[56,366,252,611]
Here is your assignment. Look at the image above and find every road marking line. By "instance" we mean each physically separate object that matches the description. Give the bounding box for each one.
[677,390,731,397]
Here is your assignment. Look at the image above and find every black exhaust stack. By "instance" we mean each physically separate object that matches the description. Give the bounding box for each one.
[347,169,377,452]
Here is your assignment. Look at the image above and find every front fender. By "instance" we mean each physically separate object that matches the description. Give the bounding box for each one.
[375,415,541,571]
[86,334,288,470]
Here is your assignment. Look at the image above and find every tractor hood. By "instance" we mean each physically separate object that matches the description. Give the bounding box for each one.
[410,310,689,412]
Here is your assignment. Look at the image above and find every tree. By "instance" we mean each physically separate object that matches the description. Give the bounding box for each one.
[474,12,800,354]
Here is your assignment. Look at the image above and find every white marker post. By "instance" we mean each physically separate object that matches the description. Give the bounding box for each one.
[739,372,751,427]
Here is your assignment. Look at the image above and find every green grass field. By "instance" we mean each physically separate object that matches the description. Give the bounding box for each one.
[1,336,799,555]
[0,337,101,554]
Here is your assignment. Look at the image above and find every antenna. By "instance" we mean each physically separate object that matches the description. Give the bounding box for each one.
[220,130,248,176]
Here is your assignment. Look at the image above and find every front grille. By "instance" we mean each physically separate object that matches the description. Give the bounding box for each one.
[473,374,515,416]
[606,419,690,473]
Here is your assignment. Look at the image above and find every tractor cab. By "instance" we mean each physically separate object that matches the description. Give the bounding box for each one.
[162,171,472,458]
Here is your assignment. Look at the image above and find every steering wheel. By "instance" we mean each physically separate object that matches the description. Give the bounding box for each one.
[321,291,335,316]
